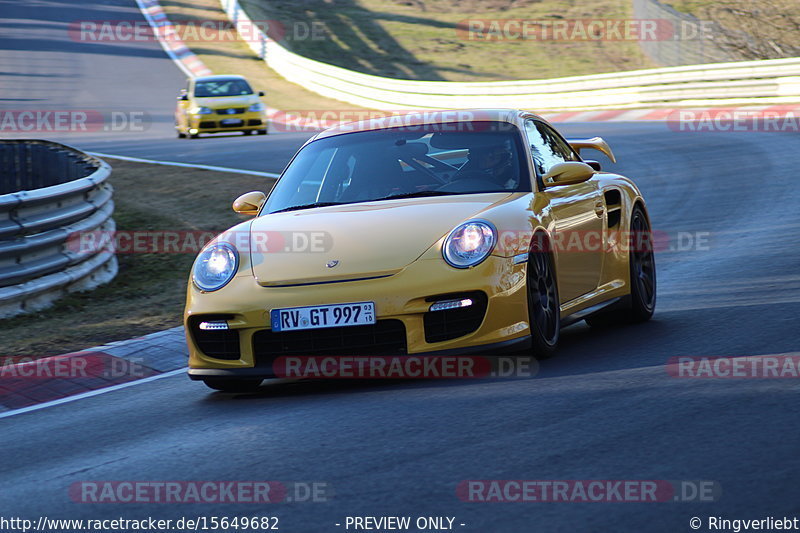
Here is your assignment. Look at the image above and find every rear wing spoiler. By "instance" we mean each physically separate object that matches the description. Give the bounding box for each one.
[567,137,616,164]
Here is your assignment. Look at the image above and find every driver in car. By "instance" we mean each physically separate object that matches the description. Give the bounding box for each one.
[458,141,518,189]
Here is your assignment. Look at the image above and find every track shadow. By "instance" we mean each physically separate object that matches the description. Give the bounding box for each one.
[238,0,479,80]
[195,294,800,403]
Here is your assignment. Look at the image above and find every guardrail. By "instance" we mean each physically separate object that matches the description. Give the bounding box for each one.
[0,141,117,318]
[220,0,800,111]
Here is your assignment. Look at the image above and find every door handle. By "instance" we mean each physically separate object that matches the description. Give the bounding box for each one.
[594,202,605,217]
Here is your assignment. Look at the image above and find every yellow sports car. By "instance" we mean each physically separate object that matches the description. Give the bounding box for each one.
[174,74,268,138]
[185,110,656,391]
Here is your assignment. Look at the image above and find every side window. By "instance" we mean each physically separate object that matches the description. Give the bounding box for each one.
[539,122,580,163]
[524,120,578,176]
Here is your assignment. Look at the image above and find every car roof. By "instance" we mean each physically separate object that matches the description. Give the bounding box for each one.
[313,109,546,140]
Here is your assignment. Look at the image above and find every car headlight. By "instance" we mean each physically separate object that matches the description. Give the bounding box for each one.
[248,102,264,112]
[192,106,213,115]
[192,242,239,291]
[443,220,496,268]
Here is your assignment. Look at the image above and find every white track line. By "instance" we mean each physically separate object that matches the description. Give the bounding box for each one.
[89,152,281,178]
[0,368,187,420]
[0,1,256,420]
[0,1,271,420]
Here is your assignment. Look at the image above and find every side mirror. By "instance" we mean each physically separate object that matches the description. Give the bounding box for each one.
[258,91,265,97]
[179,94,188,101]
[542,162,595,187]
[233,191,267,216]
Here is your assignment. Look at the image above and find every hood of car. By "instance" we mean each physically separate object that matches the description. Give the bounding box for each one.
[249,193,512,286]
[193,95,258,108]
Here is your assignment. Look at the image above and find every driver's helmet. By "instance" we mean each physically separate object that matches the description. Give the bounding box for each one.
[469,139,515,186]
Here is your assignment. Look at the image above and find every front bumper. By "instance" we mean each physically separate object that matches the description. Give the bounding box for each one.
[190,111,267,133]
[186,336,532,380]
[185,255,530,377]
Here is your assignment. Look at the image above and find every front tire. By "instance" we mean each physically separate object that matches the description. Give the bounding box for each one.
[527,236,560,359]
[202,378,262,392]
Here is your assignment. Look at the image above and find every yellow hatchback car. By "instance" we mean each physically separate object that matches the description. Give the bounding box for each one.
[175,75,268,138]
[185,110,656,392]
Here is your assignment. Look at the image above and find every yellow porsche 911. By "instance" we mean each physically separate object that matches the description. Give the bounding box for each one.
[175,74,268,138]
[185,109,655,391]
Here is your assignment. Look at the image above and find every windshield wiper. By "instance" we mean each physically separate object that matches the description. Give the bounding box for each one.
[370,190,461,201]
[271,202,344,214]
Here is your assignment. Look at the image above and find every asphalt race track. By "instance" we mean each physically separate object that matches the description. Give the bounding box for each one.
[1,1,799,532]
[0,0,309,173]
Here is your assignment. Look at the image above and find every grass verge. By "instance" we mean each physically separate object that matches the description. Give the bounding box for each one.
[0,159,275,358]
[238,0,656,81]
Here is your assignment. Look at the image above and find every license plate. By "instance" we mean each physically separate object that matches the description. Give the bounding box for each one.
[270,302,376,332]
[220,118,243,126]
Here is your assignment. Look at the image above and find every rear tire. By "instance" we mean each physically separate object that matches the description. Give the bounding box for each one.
[202,378,262,392]
[257,129,268,135]
[586,205,656,327]
[527,235,560,359]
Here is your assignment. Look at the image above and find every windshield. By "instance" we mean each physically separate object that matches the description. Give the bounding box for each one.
[194,79,253,97]
[263,121,530,214]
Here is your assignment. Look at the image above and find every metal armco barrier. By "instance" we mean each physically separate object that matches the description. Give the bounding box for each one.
[219,0,800,111]
[0,140,117,318]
